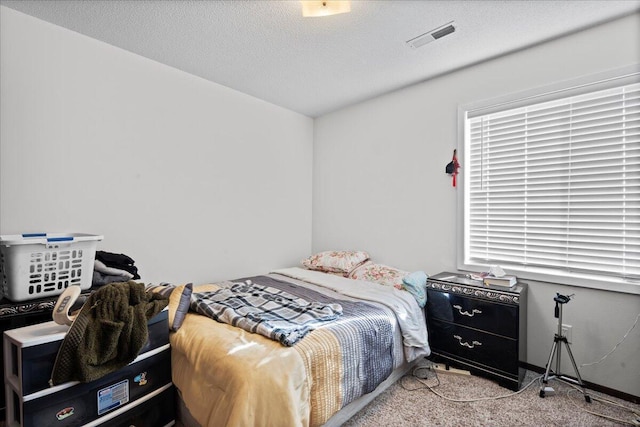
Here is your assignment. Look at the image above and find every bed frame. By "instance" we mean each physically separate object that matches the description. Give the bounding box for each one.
[322,360,416,426]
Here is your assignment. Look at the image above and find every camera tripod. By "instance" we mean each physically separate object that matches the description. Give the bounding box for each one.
[539,293,591,403]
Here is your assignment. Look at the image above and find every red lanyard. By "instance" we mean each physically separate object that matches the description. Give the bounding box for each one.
[451,149,460,187]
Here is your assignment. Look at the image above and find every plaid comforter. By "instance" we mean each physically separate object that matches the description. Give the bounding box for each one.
[191,280,343,346]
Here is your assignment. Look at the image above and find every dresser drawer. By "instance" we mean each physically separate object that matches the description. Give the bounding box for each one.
[101,384,174,427]
[15,348,172,427]
[427,290,518,338]
[428,319,518,375]
[6,310,169,397]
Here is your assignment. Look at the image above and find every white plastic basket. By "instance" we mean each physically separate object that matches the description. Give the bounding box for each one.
[0,233,103,302]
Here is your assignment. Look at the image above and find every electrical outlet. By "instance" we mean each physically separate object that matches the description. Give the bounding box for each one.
[562,324,572,343]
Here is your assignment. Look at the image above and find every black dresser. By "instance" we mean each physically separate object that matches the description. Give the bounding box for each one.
[426,272,527,390]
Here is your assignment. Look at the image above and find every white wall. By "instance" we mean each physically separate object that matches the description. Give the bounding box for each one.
[0,7,313,285]
[314,14,640,397]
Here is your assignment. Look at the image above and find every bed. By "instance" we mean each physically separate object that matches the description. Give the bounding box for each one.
[165,260,430,427]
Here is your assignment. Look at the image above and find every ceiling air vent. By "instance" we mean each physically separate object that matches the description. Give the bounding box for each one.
[407,21,456,49]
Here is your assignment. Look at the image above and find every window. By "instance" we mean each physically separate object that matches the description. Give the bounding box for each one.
[458,69,640,293]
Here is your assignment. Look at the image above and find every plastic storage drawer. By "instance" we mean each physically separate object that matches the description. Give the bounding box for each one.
[3,310,172,427]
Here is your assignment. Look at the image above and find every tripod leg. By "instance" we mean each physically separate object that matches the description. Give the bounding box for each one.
[563,342,591,403]
[542,340,557,382]
[540,340,558,397]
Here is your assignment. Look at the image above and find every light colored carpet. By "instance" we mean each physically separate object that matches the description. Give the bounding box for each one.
[342,366,640,427]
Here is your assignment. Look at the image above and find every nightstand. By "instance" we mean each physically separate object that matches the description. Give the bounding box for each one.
[426,272,527,390]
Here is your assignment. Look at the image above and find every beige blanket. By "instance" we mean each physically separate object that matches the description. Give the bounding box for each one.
[171,284,311,426]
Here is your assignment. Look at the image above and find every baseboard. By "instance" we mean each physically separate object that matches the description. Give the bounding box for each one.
[522,362,639,405]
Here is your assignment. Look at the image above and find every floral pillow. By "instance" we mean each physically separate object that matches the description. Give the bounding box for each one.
[301,250,370,276]
[349,262,409,289]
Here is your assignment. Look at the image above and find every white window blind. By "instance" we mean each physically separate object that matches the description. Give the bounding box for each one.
[464,81,640,283]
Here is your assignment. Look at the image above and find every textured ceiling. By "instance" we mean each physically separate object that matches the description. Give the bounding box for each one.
[1,0,639,117]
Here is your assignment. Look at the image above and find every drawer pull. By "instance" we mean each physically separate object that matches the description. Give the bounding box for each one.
[453,335,483,348]
[453,305,482,317]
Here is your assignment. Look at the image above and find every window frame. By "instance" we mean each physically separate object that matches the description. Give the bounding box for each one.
[456,65,640,295]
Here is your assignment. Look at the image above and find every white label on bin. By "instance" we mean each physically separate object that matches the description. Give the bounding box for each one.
[97,379,130,415]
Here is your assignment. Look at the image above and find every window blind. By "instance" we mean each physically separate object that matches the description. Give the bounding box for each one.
[465,82,640,282]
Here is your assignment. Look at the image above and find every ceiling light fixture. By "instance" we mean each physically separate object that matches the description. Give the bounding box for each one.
[407,21,456,49]
[301,1,351,18]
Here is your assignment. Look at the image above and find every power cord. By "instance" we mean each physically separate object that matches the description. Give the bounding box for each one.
[402,361,541,402]
[405,361,640,425]
[579,312,640,368]
[565,382,640,426]
[400,363,440,390]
